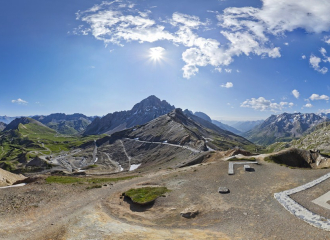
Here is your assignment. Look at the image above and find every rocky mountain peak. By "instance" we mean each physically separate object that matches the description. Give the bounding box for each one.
[131,95,174,113]
[84,95,175,135]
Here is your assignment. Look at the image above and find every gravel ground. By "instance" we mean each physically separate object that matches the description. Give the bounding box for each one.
[0,159,330,240]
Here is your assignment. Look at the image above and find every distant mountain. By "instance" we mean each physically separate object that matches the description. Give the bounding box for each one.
[223,120,264,132]
[4,117,50,132]
[182,110,240,137]
[0,122,7,131]
[32,113,94,135]
[84,95,175,135]
[194,112,212,122]
[211,120,242,135]
[0,116,19,124]
[243,113,327,145]
[189,111,241,135]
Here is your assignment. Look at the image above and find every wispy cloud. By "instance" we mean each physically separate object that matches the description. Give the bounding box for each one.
[12,98,28,105]
[221,82,233,88]
[241,97,293,112]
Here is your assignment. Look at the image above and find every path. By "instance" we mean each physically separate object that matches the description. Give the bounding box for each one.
[125,138,201,153]
[120,140,131,170]
[103,152,123,172]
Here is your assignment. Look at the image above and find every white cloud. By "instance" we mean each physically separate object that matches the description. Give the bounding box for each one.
[304,103,313,108]
[309,93,330,101]
[241,97,293,112]
[309,55,328,74]
[324,36,330,45]
[12,98,28,104]
[292,89,300,99]
[284,42,289,46]
[215,67,222,72]
[224,68,232,73]
[301,55,306,59]
[76,0,330,78]
[221,82,233,88]
[320,47,327,57]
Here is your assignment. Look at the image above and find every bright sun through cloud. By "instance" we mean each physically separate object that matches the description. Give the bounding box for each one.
[149,47,165,61]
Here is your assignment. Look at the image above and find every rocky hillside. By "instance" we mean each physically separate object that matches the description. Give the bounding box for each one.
[76,108,255,173]
[243,113,326,145]
[264,148,330,169]
[84,95,175,135]
[0,122,7,131]
[268,121,330,154]
[109,108,253,151]
[32,113,94,135]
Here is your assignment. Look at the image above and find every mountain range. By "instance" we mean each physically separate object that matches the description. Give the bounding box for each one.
[32,113,95,135]
[243,112,327,145]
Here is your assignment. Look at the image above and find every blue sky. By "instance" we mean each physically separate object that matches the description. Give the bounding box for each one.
[1,0,330,121]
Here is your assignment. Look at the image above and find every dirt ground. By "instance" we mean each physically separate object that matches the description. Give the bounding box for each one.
[0,158,330,240]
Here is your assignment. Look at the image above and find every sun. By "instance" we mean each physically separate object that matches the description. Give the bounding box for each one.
[149,47,165,61]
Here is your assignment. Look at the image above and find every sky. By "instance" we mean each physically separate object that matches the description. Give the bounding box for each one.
[1,0,330,121]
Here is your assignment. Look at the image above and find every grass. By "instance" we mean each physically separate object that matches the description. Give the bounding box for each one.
[86,185,102,189]
[0,121,107,170]
[124,187,170,205]
[45,175,137,184]
[227,157,256,161]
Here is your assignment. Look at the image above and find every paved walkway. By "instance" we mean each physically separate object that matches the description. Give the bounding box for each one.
[274,172,330,231]
[312,191,330,210]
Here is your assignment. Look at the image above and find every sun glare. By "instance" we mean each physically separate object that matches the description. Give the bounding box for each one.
[149,47,165,61]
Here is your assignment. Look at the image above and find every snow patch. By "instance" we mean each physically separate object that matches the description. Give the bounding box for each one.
[129,164,141,171]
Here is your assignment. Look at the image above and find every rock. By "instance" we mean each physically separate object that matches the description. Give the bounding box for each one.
[218,187,230,194]
[180,207,199,218]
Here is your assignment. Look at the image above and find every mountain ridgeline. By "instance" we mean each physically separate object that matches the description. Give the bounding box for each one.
[243,113,327,145]
[84,95,175,135]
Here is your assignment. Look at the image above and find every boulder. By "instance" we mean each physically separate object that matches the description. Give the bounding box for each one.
[180,207,199,218]
[218,187,230,194]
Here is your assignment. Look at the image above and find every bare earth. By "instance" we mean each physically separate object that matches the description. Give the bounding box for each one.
[1,159,330,240]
